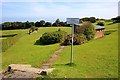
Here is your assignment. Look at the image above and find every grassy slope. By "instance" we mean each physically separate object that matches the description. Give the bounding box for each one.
[2,27,71,69]
[50,23,118,78]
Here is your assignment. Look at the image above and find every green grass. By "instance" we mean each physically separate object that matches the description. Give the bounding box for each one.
[1,23,118,78]
[49,23,118,78]
[2,27,71,70]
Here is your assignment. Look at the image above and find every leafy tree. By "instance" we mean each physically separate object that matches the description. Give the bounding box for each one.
[74,22,95,41]
[81,17,90,21]
[90,17,96,23]
[45,22,52,27]
[111,16,120,23]
[52,18,61,26]
[97,21,105,26]
[40,20,45,27]
[35,21,40,27]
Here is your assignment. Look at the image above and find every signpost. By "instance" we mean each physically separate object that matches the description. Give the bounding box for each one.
[67,18,79,64]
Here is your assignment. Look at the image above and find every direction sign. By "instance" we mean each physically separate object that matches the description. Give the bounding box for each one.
[67,18,79,24]
[66,18,80,65]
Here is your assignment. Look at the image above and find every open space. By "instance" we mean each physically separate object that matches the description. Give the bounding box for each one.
[1,23,118,78]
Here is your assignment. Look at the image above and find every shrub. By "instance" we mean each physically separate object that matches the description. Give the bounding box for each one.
[73,34,87,45]
[75,22,96,41]
[62,34,71,45]
[40,30,67,45]
[97,21,105,26]
[29,26,38,34]
[62,34,87,45]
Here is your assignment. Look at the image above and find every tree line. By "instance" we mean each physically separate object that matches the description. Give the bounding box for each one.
[1,19,70,30]
[1,16,118,30]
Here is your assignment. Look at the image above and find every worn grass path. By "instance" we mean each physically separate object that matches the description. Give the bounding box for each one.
[42,46,66,69]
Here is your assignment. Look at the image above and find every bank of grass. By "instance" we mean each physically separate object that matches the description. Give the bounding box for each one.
[49,23,118,78]
[2,27,71,69]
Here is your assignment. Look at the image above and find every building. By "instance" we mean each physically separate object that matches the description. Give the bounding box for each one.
[74,24,105,39]
[94,25,105,39]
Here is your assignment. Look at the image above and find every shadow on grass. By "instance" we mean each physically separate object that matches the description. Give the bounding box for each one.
[34,39,47,45]
[34,39,58,46]
[53,63,76,67]
[0,34,17,38]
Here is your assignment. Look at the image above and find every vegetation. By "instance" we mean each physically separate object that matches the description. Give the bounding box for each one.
[1,19,70,30]
[1,19,118,78]
[97,21,105,26]
[62,34,87,45]
[29,26,38,34]
[75,22,95,41]
[2,27,71,70]
[2,21,34,30]
[80,17,96,23]
[1,33,23,52]
[40,30,67,45]
[35,20,45,27]
[49,23,118,78]
[111,16,120,23]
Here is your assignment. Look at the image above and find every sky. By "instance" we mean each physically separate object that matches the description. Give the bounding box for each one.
[1,0,120,23]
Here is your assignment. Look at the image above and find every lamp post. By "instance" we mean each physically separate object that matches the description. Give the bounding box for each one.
[67,18,79,64]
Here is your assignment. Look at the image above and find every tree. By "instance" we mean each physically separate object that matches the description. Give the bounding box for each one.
[97,21,105,26]
[53,18,61,26]
[45,22,52,27]
[74,22,96,41]
[90,17,96,23]
[40,20,45,27]
[35,21,40,27]
[111,16,120,23]
[81,17,90,21]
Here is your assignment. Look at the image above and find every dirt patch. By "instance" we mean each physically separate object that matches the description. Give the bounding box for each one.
[42,46,65,69]
[1,64,54,79]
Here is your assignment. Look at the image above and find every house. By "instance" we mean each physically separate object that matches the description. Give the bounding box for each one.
[94,25,105,39]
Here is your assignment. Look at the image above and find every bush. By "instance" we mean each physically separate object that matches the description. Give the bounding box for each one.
[62,34,71,45]
[97,21,105,26]
[40,30,67,45]
[74,34,87,45]
[29,26,38,34]
[75,22,96,41]
[62,34,87,45]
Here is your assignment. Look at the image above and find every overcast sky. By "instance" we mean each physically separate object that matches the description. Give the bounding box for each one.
[1,0,120,23]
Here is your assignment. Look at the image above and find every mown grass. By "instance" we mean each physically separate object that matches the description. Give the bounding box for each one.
[1,23,118,78]
[2,27,71,70]
[49,23,118,78]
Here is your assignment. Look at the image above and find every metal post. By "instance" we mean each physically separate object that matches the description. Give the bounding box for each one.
[70,24,74,64]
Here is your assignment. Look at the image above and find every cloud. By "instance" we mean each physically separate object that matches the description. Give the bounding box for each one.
[2,1,118,22]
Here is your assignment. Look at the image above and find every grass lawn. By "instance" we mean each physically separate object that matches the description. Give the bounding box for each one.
[1,23,118,78]
[49,23,118,78]
[2,27,71,70]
